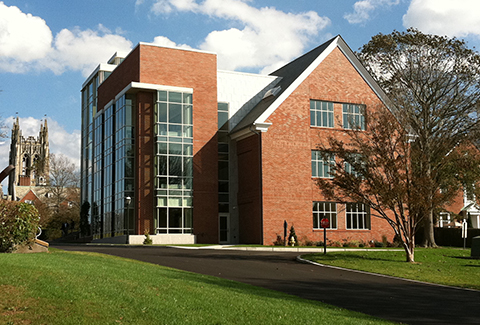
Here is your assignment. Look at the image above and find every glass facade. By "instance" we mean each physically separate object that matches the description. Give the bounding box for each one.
[154,90,193,234]
[81,66,135,239]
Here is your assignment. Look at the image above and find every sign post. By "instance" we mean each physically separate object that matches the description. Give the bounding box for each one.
[283,220,288,247]
[462,219,468,250]
[320,218,330,254]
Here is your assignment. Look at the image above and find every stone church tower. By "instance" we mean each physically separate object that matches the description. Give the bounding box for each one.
[8,118,50,196]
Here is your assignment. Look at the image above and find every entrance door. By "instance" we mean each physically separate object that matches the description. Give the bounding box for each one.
[219,213,230,244]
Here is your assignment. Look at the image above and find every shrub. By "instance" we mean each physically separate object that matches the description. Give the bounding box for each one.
[288,226,298,246]
[304,239,316,246]
[0,201,40,253]
[374,240,384,247]
[273,235,284,246]
[143,229,153,245]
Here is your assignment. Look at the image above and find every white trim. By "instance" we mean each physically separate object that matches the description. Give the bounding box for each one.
[253,122,272,132]
[114,82,194,103]
[82,63,116,89]
[254,37,340,125]
[139,41,216,55]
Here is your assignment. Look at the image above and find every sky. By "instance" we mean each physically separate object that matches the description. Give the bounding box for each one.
[2,0,480,191]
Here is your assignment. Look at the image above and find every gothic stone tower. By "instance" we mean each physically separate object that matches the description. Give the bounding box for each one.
[8,118,49,196]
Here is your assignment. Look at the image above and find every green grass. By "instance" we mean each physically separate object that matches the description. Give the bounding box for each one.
[303,248,480,290]
[0,250,393,325]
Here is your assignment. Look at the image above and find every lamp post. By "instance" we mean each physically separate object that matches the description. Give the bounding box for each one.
[125,196,131,244]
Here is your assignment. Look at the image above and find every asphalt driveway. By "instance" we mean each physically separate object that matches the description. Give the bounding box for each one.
[53,245,480,324]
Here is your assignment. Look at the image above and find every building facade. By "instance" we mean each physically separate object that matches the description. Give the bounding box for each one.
[8,118,49,199]
[81,36,396,245]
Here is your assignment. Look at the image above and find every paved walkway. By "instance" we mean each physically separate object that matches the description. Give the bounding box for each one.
[53,244,480,324]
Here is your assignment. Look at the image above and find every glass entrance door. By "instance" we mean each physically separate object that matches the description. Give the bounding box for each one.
[219,213,230,244]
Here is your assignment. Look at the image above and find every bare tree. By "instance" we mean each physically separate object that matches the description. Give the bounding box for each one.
[358,29,480,247]
[43,154,80,238]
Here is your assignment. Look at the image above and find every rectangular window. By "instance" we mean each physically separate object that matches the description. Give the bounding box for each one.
[312,151,334,178]
[346,203,371,230]
[313,202,337,229]
[310,100,334,128]
[345,153,363,178]
[343,104,366,130]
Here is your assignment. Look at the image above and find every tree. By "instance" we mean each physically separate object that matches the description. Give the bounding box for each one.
[317,109,419,262]
[358,29,480,247]
[43,154,80,239]
[316,109,480,262]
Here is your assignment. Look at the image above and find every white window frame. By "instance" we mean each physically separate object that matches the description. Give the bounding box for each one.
[343,104,366,130]
[346,203,370,230]
[312,151,335,178]
[310,100,334,128]
[313,201,337,229]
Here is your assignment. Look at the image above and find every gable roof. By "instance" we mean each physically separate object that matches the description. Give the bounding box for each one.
[230,35,389,139]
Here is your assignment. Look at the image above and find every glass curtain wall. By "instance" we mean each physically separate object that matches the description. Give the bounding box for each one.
[81,75,97,235]
[114,95,135,237]
[154,90,193,234]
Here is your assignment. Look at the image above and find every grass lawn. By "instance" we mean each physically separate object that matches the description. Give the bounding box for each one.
[0,249,393,325]
[303,248,480,290]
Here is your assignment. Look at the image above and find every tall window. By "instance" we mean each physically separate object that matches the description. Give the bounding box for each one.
[312,151,334,178]
[346,203,370,230]
[154,90,193,234]
[310,100,334,127]
[313,202,337,229]
[343,104,366,130]
[217,102,229,215]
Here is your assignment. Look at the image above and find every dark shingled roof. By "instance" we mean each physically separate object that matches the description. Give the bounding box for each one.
[230,36,339,134]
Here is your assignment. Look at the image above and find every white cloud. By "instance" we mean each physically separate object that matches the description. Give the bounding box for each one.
[148,0,330,73]
[43,25,133,76]
[151,36,192,50]
[0,2,133,76]
[344,0,400,24]
[403,0,480,38]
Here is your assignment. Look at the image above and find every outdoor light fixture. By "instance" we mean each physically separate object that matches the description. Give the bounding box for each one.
[125,196,131,244]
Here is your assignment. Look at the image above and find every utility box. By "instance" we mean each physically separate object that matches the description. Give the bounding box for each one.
[472,236,480,258]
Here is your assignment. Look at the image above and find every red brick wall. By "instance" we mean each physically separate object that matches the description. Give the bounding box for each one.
[260,47,394,245]
[138,45,219,243]
[97,47,140,111]
[237,134,262,243]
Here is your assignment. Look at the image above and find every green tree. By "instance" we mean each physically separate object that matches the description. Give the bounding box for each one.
[358,29,480,247]
[317,109,480,262]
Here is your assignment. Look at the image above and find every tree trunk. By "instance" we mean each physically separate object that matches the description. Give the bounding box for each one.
[404,233,415,262]
[420,208,437,247]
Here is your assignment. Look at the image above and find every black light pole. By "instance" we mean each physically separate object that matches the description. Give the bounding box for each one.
[125,196,131,244]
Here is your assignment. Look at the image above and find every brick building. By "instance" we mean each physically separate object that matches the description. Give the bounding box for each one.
[81,35,395,245]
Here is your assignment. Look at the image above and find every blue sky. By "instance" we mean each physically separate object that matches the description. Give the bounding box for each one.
[1,0,480,191]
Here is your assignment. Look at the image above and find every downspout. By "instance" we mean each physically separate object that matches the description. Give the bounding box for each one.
[249,125,263,244]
